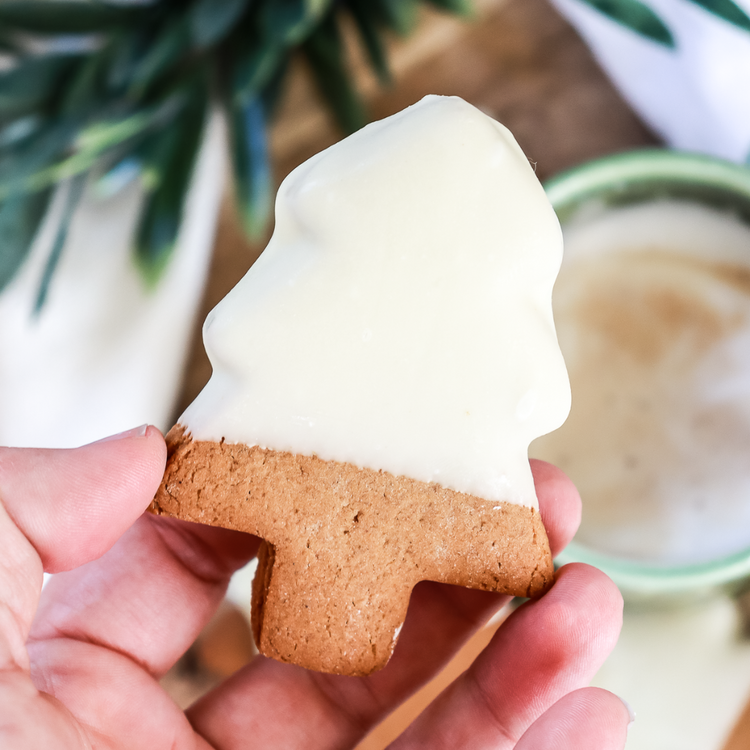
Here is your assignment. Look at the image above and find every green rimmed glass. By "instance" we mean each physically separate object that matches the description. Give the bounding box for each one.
[545,149,750,605]
[547,149,750,225]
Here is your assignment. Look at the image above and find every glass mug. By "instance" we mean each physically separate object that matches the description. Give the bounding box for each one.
[533,150,750,605]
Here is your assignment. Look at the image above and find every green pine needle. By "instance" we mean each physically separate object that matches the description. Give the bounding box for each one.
[577,0,676,47]
[190,0,251,49]
[33,172,87,313]
[229,96,272,240]
[134,78,209,286]
[347,0,393,85]
[685,0,750,33]
[0,0,473,300]
[303,10,367,134]
[0,187,52,294]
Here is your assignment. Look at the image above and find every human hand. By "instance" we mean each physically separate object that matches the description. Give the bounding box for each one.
[1,425,630,749]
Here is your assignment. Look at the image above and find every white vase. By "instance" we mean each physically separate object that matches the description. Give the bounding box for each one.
[550,0,750,163]
[0,113,226,448]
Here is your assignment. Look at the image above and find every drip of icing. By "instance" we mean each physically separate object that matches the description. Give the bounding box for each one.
[181,95,570,507]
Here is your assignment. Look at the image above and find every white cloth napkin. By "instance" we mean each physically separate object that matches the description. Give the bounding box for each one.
[549,0,750,163]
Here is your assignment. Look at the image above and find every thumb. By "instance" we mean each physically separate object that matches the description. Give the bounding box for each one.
[515,687,632,750]
[0,425,167,574]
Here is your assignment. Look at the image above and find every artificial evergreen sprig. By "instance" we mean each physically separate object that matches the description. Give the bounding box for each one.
[0,0,473,310]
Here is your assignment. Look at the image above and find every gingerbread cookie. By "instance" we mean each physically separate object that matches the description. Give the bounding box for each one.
[151,95,570,676]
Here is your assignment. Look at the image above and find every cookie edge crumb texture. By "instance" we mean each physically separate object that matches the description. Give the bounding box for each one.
[150,425,554,675]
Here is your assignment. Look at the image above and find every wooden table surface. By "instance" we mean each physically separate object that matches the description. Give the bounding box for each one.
[163,1,750,747]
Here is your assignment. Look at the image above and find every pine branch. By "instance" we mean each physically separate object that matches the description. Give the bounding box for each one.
[0,0,475,305]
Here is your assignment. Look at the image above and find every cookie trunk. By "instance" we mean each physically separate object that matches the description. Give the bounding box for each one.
[251,541,413,674]
[151,425,554,675]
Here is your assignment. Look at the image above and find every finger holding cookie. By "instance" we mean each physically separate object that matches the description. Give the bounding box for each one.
[386,564,626,750]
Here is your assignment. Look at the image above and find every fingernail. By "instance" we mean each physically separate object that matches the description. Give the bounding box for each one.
[618,695,636,728]
[95,424,149,443]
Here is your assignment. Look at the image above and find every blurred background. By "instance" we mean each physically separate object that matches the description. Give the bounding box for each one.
[3,0,750,747]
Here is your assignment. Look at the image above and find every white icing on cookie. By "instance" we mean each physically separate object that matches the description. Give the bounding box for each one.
[182,95,570,507]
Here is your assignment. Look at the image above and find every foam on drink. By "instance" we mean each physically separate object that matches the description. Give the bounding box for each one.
[531,199,750,564]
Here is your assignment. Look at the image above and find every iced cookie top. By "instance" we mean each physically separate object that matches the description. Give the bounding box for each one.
[181,95,570,507]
